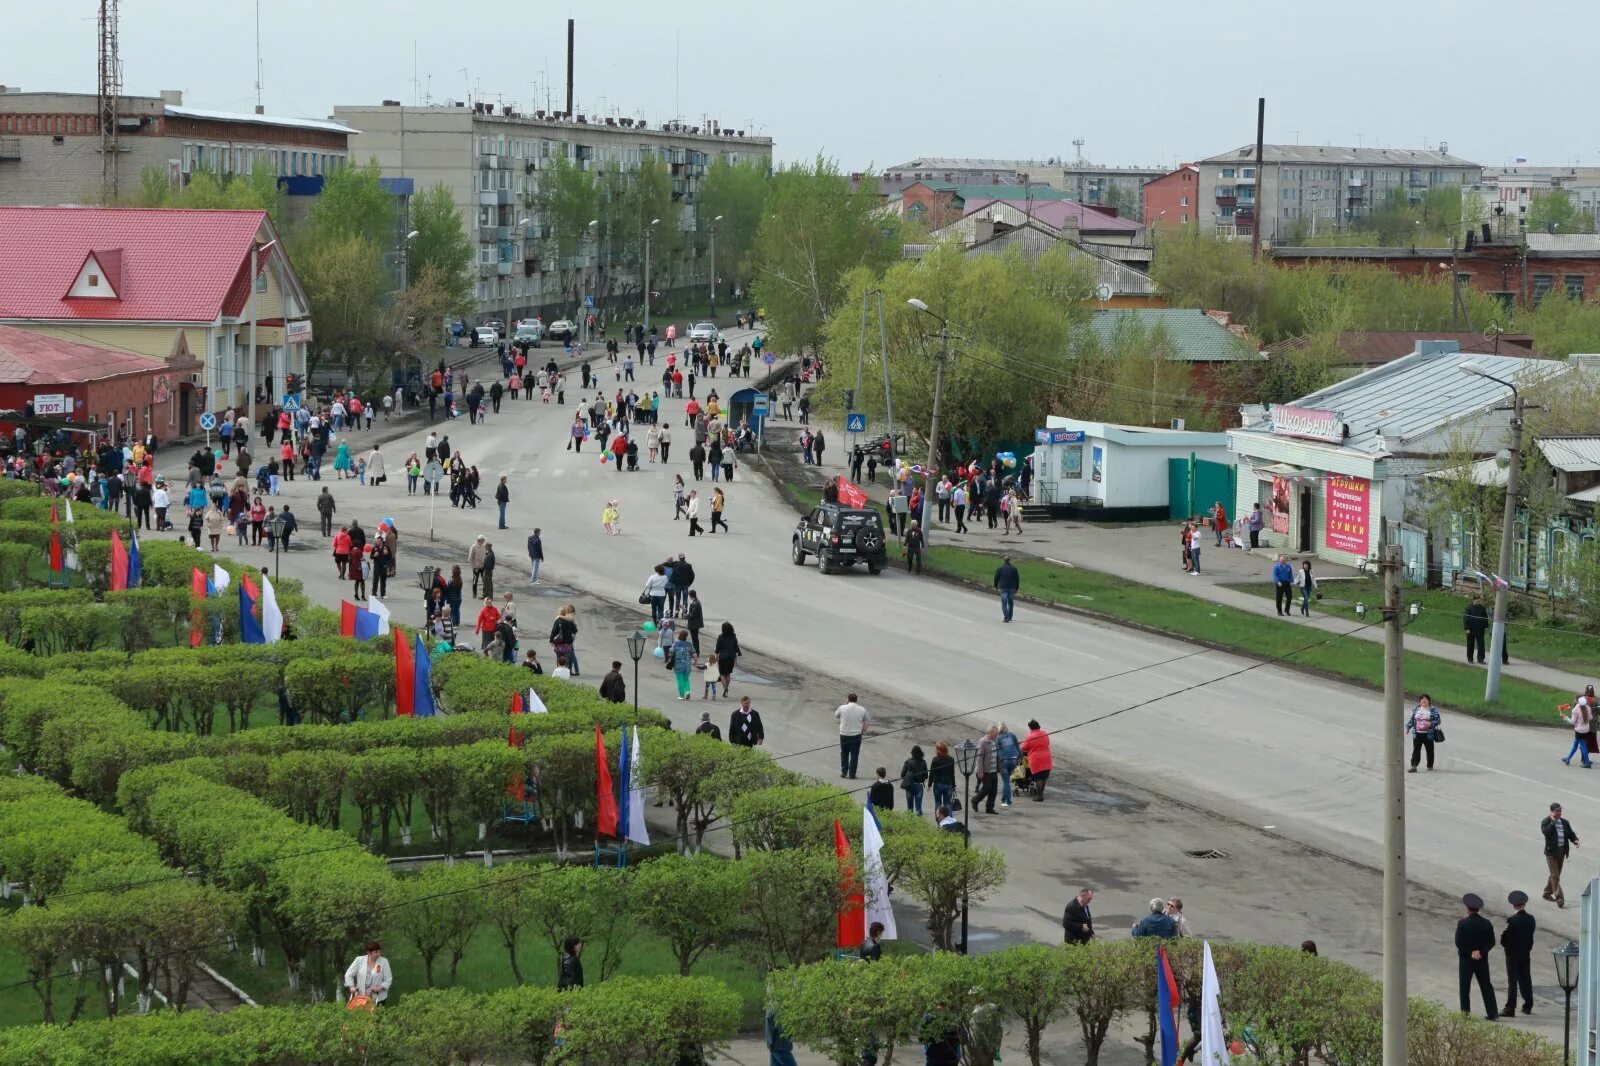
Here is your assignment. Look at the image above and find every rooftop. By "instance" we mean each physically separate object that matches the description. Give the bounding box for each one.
[0,206,276,323]
[1264,331,1538,366]
[1088,309,1260,362]
[1524,233,1600,254]
[962,198,1142,234]
[164,104,354,137]
[334,102,772,144]
[1238,349,1571,454]
[0,89,354,137]
[1199,143,1480,168]
[0,324,162,385]
[888,157,1166,175]
[923,182,1076,202]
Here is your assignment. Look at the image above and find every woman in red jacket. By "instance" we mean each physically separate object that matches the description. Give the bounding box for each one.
[473,597,502,652]
[1019,719,1053,801]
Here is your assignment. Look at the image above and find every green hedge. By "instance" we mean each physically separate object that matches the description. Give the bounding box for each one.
[0,479,40,501]
[0,589,93,645]
[0,542,38,591]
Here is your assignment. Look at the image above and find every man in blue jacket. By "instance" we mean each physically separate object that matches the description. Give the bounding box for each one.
[993,556,1020,623]
[1272,555,1295,616]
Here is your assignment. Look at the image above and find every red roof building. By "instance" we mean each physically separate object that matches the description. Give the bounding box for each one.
[0,206,310,433]
[0,324,202,443]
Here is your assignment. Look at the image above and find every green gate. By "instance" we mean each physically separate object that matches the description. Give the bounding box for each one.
[1168,455,1236,520]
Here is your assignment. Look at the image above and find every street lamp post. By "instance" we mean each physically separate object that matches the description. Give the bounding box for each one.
[708,214,723,321]
[1554,940,1580,1066]
[1459,361,1525,702]
[586,219,600,345]
[906,299,952,548]
[954,738,978,955]
[247,238,278,429]
[269,514,286,581]
[625,629,646,719]
[644,218,661,334]
[399,229,420,290]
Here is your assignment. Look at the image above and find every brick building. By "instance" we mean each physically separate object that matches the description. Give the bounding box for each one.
[1142,165,1198,231]
[0,86,350,216]
[1272,232,1600,309]
[0,323,201,443]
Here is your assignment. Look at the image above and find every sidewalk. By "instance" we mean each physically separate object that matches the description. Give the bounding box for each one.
[780,420,1593,697]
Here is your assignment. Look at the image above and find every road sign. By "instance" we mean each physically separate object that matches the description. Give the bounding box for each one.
[753,395,769,414]
[583,296,595,309]
[846,412,867,433]
[762,352,776,366]
[282,395,301,412]
[423,461,445,484]
[198,412,218,431]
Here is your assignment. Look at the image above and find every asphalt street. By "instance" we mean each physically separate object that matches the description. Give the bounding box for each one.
[157,332,1590,1046]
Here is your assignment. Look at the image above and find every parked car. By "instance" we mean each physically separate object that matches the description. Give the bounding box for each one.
[474,326,499,346]
[548,320,577,344]
[688,321,718,343]
[514,320,545,346]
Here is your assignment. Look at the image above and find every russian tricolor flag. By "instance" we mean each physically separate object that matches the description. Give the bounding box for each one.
[340,597,391,641]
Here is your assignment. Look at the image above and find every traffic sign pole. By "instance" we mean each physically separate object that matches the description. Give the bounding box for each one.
[423,461,444,541]
[199,411,218,455]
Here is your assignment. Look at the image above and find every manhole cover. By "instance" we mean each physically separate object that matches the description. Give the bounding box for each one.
[1186,848,1228,860]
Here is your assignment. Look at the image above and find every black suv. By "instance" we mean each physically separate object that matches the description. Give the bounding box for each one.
[792,503,888,574]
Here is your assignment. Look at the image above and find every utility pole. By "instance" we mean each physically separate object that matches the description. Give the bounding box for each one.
[923,324,949,548]
[643,218,658,333]
[1251,97,1266,260]
[708,214,722,320]
[1381,541,1407,1066]
[1487,391,1525,701]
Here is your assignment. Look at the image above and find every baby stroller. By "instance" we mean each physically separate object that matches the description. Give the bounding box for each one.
[255,465,272,494]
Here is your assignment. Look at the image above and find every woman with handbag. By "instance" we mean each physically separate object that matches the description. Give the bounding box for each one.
[1561,688,1594,768]
[1299,560,1318,617]
[549,603,580,677]
[1405,694,1442,772]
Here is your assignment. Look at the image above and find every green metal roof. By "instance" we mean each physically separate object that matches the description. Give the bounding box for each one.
[1088,309,1261,363]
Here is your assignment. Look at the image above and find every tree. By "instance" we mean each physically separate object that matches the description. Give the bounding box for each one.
[294,232,389,382]
[632,853,750,976]
[303,160,395,247]
[1061,939,1145,1066]
[1527,188,1595,235]
[129,162,285,229]
[698,158,771,288]
[522,864,634,981]
[977,945,1075,1066]
[408,183,475,314]
[740,848,851,969]
[389,862,487,987]
[643,732,792,853]
[754,157,902,355]
[883,833,1007,950]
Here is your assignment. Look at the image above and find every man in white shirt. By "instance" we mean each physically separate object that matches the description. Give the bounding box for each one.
[343,941,391,1005]
[834,693,869,780]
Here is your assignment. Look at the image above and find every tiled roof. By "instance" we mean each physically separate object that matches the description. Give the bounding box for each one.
[0,324,163,385]
[0,206,268,323]
[962,198,1141,234]
[1089,309,1259,362]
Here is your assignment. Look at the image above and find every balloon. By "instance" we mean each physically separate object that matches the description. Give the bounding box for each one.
[600,453,609,463]
[641,621,657,633]
[652,646,664,658]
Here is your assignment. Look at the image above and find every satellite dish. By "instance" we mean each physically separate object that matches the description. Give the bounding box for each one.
[1095,283,1114,303]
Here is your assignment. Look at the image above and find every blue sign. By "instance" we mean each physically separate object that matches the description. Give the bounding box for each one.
[1033,428,1085,445]
[846,412,868,433]
[282,395,302,412]
[753,396,769,413]
[583,296,595,309]
[198,412,218,431]
[762,352,776,366]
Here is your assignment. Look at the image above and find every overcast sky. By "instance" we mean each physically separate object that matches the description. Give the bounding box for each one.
[11,0,1595,172]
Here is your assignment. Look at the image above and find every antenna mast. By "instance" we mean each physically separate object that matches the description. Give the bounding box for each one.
[255,0,264,112]
[98,0,121,200]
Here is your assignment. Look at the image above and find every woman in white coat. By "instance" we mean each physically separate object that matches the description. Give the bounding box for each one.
[366,445,387,487]
[344,941,392,1005]
[686,490,702,537]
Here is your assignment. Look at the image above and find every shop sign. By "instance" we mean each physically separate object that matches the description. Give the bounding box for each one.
[1272,405,1345,443]
[1325,475,1371,554]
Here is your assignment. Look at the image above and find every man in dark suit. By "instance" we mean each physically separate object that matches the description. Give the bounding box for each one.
[1501,890,1536,1017]
[1543,802,1581,907]
[1463,595,1490,663]
[1062,887,1096,945]
[1456,892,1498,1019]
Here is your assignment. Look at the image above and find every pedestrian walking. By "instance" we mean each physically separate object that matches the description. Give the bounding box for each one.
[1542,802,1579,906]
[1405,694,1441,772]
[695,710,722,740]
[1019,719,1053,800]
[316,486,336,536]
[343,942,392,1007]
[1246,503,1264,551]
[929,741,956,815]
[728,696,764,746]
[527,528,544,585]
[366,445,386,487]
[1299,560,1317,616]
[557,937,584,990]
[1062,888,1096,944]
[643,565,670,625]
[602,499,620,536]
[714,621,740,696]
[686,590,704,655]
[710,486,729,533]
[835,693,869,779]
[1500,890,1535,1018]
[904,519,924,573]
[1561,691,1594,767]
[495,475,510,529]
[900,745,928,815]
[686,490,703,537]
[952,484,968,533]
[868,768,895,811]
[995,721,1021,808]
[549,603,579,676]
[1272,555,1295,616]
[973,725,1001,814]
[669,630,696,701]
[1456,893,1498,1019]
[1211,500,1228,547]
[1464,594,1490,664]
[993,556,1020,623]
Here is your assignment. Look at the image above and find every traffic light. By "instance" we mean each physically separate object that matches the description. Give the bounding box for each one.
[843,389,855,410]
[285,373,301,395]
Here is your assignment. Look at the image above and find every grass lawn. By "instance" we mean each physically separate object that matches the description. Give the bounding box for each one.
[783,483,1570,723]
[1223,576,1600,678]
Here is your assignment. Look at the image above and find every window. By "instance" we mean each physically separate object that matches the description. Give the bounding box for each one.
[1242,168,1255,179]
[1179,213,1187,223]
[1221,168,1235,179]
[1567,275,1586,299]
[1532,274,1554,306]
[1221,206,1235,218]
[1180,196,1188,207]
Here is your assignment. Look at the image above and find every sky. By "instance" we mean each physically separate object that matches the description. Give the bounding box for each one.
[10,0,1598,172]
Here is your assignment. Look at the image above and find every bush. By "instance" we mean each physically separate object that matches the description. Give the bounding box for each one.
[0,542,39,590]
[104,588,192,651]
[0,588,92,645]
[20,603,131,654]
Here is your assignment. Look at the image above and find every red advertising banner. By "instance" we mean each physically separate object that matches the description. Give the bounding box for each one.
[1325,475,1371,555]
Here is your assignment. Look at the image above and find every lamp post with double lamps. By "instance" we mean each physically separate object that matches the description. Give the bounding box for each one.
[954,738,978,954]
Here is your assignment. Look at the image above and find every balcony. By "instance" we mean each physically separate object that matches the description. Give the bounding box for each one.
[497,260,513,276]
[479,154,498,170]
[1215,195,1237,207]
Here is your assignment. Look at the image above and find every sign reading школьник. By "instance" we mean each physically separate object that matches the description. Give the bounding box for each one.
[1271,405,1346,443]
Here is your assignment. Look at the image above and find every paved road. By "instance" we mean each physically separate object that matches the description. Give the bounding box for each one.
[157,338,1590,1046]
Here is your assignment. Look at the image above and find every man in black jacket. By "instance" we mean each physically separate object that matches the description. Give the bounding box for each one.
[694,710,722,741]
[598,661,627,704]
[993,556,1021,623]
[1500,890,1536,1017]
[1456,893,1498,1019]
[1543,802,1580,906]
[685,590,705,655]
[1062,887,1095,945]
[668,553,695,616]
[728,697,764,746]
[1464,595,1490,664]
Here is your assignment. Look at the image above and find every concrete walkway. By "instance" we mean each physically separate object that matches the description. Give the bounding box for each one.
[784,425,1593,699]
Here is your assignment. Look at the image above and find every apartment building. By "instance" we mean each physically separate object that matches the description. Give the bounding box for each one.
[332,101,773,324]
[879,157,1166,214]
[1193,144,1482,242]
[1473,166,1600,237]
[0,86,350,216]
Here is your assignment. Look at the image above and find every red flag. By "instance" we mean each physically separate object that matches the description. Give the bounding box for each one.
[340,601,358,638]
[393,624,414,717]
[189,567,208,647]
[508,692,525,747]
[595,725,619,838]
[835,819,865,949]
[835,477,868,509]
[109,529,128,591]
[48,501,62,574]
[241,573,260,602]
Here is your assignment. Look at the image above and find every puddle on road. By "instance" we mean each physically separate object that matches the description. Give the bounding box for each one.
[1053,782,1146,812]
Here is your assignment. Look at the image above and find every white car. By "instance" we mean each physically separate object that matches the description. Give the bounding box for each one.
[548,320,577,343]
[474,326,499,345]
[688,321,717,343]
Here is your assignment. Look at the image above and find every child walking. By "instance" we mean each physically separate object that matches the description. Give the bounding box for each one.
[701,658,718,700]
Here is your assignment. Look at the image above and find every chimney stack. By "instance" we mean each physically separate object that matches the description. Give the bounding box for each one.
[566,19,575,118]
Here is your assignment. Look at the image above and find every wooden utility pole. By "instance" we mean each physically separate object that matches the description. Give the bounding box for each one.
[1251,97,1265,260]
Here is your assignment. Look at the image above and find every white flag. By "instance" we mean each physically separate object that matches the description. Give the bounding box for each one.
[366,595,392,636]
[526,687,548,714]
[1199,942,1231,1065]
[626,725,650,846]
[63,498,79,571]
[211,564,231,593]
[861,805,898,939]
[261,574,283,644]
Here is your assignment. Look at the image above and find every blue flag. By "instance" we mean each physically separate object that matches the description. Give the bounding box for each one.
[127,534,141,588]
[1156,944,1180,1066]
[413,633,435,717]
[617,729,631,839]
[239,582,265,644]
